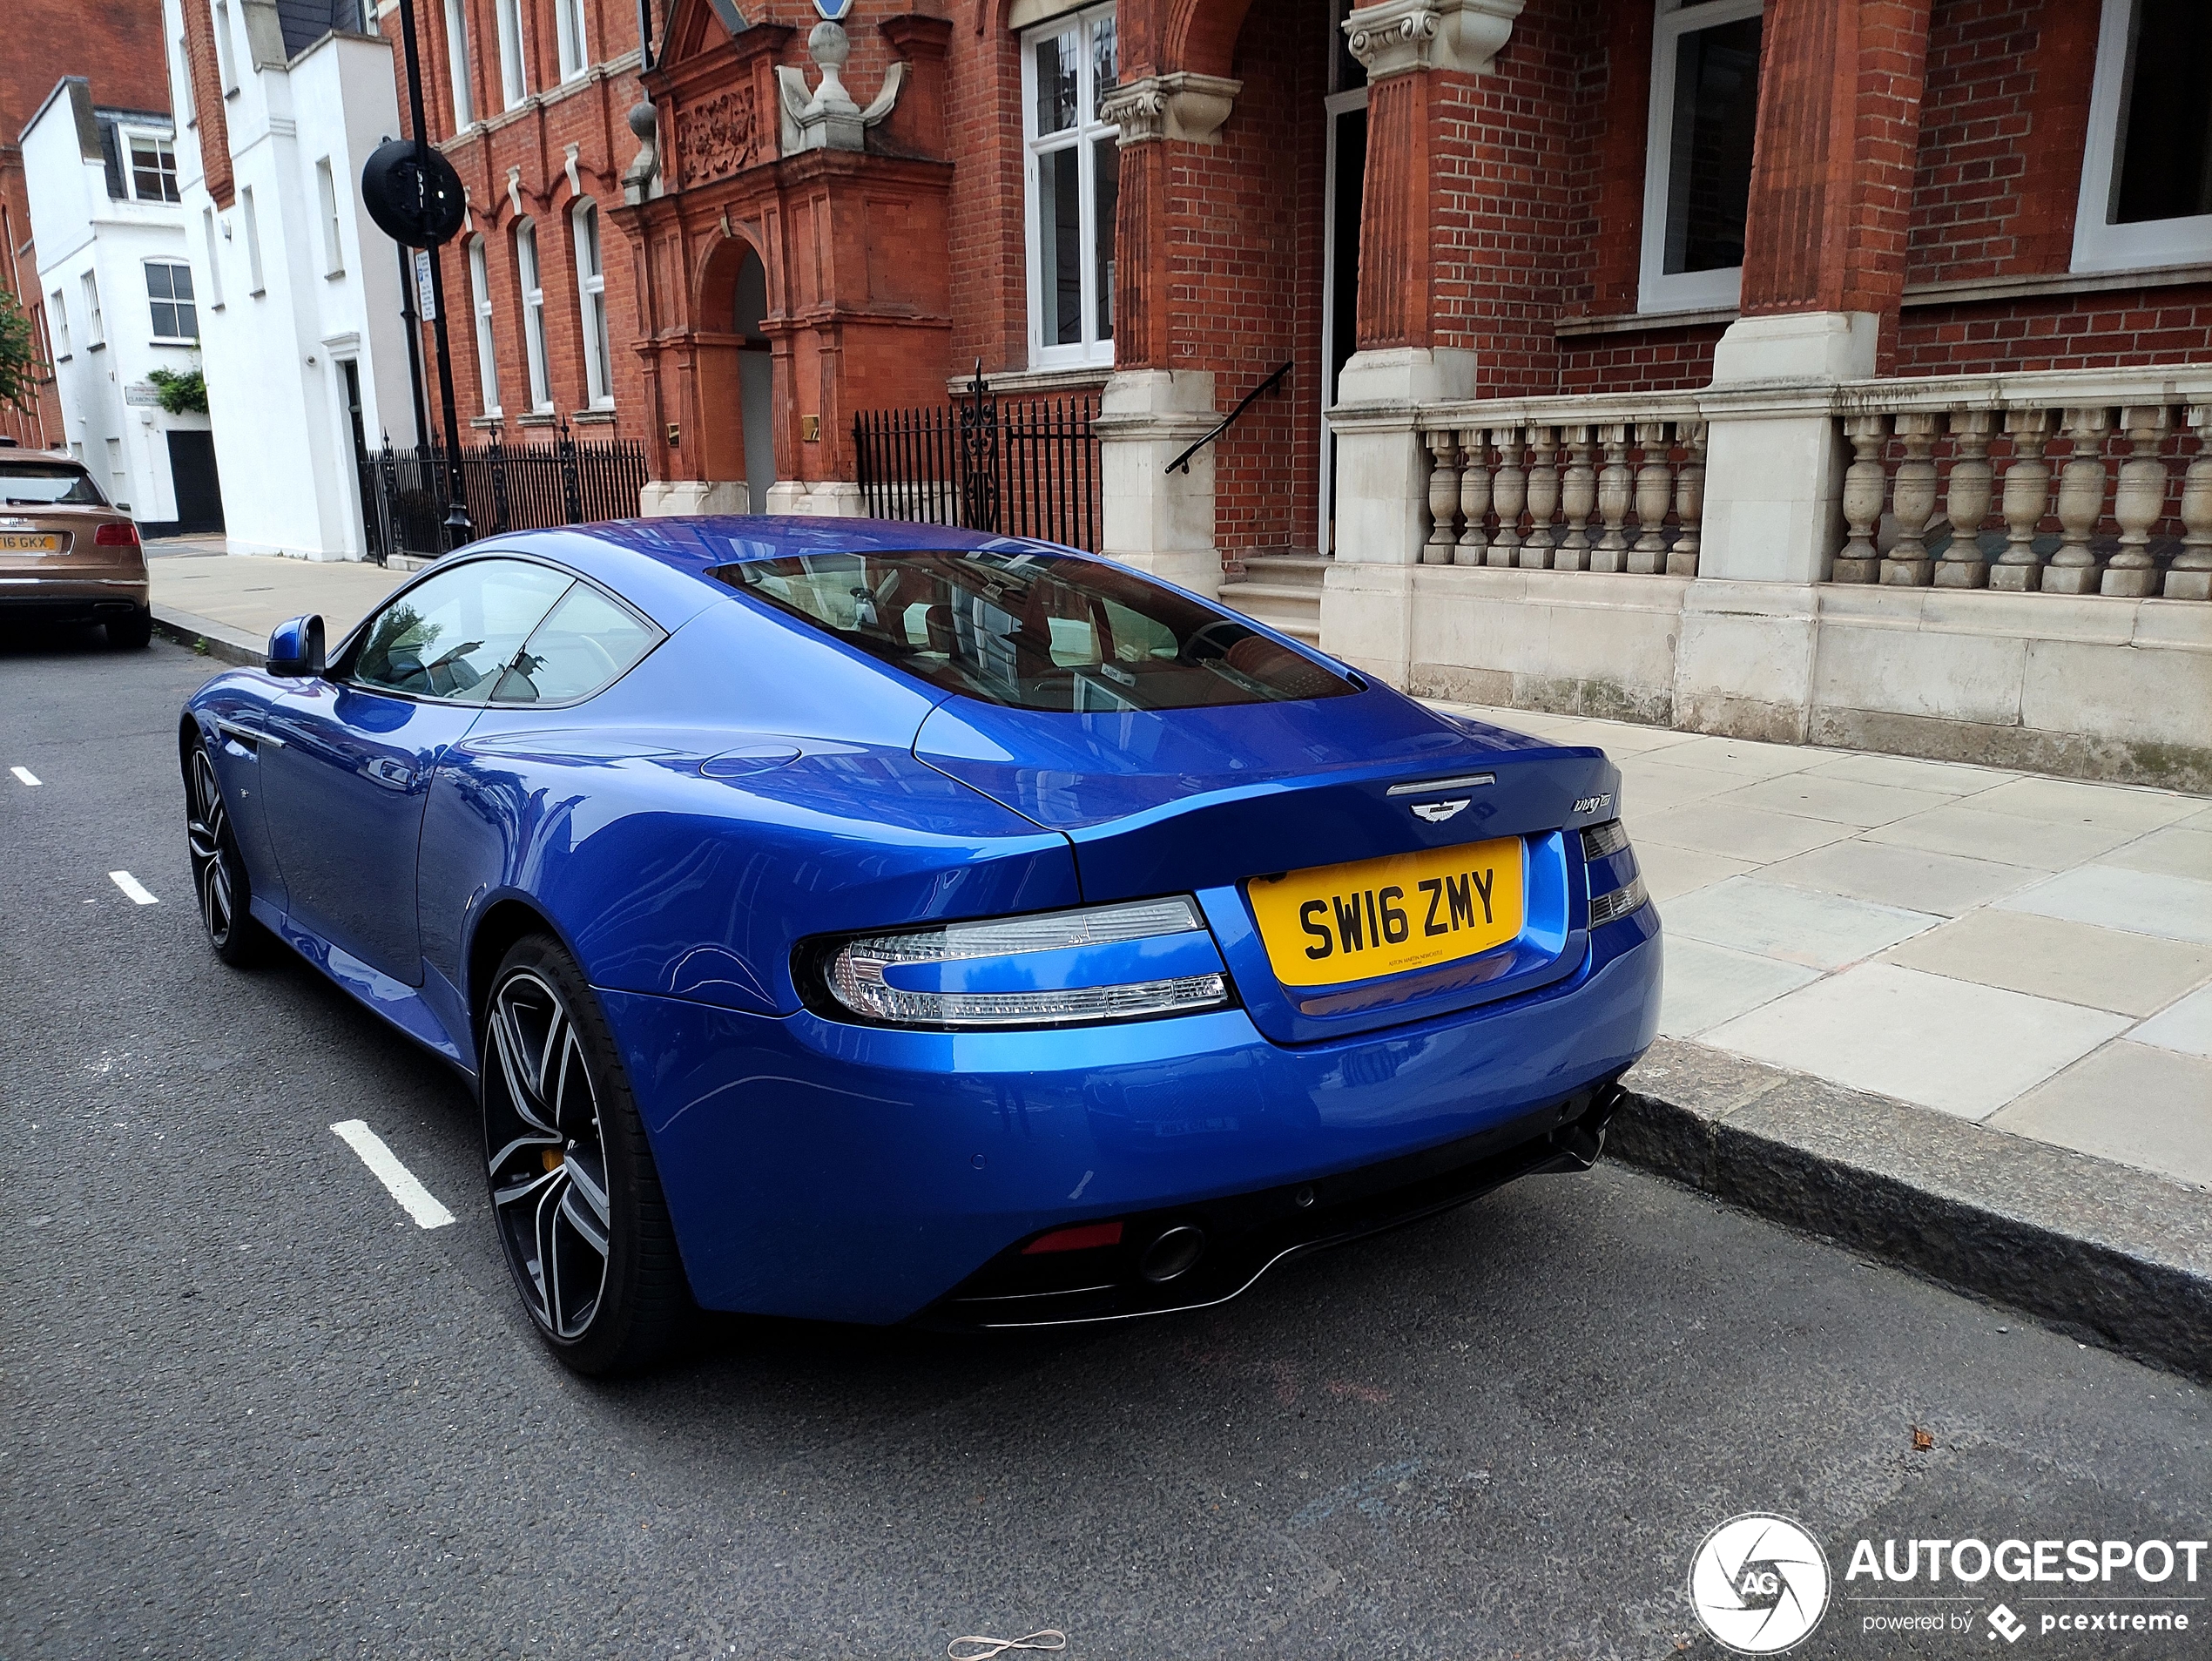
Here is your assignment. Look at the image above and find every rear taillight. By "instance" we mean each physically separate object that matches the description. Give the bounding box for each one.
[95,523,140,548]
[1580,818,1648,925]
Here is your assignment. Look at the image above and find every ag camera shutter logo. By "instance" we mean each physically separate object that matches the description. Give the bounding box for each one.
[1689,1514,1832,1654]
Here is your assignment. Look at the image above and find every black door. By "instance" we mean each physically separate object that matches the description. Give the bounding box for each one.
[165,430,224,532]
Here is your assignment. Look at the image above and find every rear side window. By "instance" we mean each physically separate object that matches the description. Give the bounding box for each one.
[712,547,1356,712]
[347,558,572,700]
[1,463,106,507]
[492,581,658,704]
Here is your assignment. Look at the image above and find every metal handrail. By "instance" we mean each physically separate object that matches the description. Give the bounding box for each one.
[1164,361,1293,476]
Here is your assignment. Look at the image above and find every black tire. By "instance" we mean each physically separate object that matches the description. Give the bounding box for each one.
[107,609,153,650]
[185,741,266,968]
[480,934,688,1375]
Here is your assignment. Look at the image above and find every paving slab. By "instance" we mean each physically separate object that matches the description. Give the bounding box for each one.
[1878,908,2212,1017]
[1629,841,1755,904]
[2130,982,2212,1058]
[2101,823,2212,881]
[1968,773,2205,833]
[1656,936,1821,1038]
[1859,801,2145,868]
[1757,837,2041,916]
[1998,863,2212,945]
[1659,876,1939,969]
[1634,799,1857,862]
[1702,962,2132,1119]
[1797,750,2013,796]
[1988,1042,2212,1188]
[1714,770,1956,828]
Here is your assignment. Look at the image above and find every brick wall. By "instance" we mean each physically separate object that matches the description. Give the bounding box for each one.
[0,0,172,446]
[390,0,650,447]
[1172,0,1327,558]
[1897,284,2212,375]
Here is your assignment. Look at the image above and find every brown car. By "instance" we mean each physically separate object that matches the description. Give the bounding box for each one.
[0,448,152,648]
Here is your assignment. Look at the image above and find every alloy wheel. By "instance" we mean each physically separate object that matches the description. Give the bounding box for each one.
[185,748,236,949]
[484,968,614,1341]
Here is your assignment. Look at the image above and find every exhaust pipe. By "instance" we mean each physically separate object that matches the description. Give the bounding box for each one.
[1545,1081,1627,1171]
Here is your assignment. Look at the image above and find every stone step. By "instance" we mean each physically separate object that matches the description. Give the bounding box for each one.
[1234,555,1331,588]
[1220,580,1322,610]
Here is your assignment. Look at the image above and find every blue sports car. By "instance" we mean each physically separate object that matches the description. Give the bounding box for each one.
[179,518,1661,1373]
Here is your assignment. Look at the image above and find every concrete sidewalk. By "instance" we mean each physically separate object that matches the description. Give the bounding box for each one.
[135,550,2212,1377]
[145,550,409,658]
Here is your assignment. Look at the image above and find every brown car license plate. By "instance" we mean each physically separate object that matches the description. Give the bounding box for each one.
[0,533,59,552]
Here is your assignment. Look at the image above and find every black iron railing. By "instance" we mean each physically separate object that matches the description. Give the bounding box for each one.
[853,367,1102,553]
[357,422,650,563]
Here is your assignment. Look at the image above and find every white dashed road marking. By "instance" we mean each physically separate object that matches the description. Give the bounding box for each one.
[330,1120,456,1229]
[10,766,38,786]
[108,871,158,905]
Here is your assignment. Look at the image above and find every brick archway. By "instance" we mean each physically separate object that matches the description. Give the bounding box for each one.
[1163,0,1258,78]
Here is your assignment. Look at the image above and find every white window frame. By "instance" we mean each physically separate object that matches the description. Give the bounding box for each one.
[469,235,502,415]
[80,271,105,348]
[554,0,588,82]
[315,158,346,275]
[494,0,528,108]
[202,207,226,307]
[443,0,475,127]
[50,288,71,358]
[1021,2,1118,370]
[176,22,196,127]
[1638,0,1762,315]
[125,132,180,203]
[145,259,199,342]
[242,185,266,295]
[516,218,552,411]
[2073,0,2212,273]
[212,0,239,94]
[571,199,613,408]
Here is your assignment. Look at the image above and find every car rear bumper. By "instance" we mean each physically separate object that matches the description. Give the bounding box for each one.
[0,577,148,625]
[599,906,1661,1326]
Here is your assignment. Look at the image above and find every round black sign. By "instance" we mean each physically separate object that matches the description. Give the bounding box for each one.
[361,138,468,247]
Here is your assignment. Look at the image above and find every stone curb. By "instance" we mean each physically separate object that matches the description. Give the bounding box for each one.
[1610,1037,2212,1385]
[151,604,262,667]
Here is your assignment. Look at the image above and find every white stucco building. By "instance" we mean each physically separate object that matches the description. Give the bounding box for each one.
[162,0,420,558]
[21,79,220,537]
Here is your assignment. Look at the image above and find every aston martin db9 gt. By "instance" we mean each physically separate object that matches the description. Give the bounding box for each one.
[180,517,1660,1373]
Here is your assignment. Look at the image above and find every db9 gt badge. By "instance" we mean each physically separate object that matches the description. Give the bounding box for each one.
[1689,1514,1831,1654]
[1410,800,1470,824]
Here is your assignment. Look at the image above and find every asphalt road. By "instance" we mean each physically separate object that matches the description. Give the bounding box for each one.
[4,629,2209,1661]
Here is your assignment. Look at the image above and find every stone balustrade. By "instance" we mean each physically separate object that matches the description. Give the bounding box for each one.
[1414,396,1706,576]
[1405,368,2212,601]
[1829,383,2212,601]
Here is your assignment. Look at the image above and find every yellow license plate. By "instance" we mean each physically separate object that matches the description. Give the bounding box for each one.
[1247,836,1526,988]
[0,533,58,552]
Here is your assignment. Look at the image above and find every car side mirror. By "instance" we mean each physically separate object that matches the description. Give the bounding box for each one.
[266,614,326,678]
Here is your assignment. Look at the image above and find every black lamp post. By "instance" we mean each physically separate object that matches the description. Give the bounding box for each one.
[361,0,473,544]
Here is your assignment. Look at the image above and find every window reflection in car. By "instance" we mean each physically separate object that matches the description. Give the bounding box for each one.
[714,549,1354,712]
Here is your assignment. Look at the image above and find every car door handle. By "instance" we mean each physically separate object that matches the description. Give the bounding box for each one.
[214,717,283,751]
[364,758,417,791]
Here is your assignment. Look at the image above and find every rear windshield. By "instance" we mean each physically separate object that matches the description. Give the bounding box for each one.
[0,463,106,508]
[715,548,1357,712]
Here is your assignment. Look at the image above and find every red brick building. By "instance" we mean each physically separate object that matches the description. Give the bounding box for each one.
[407,0,2209,781]
[381,0,653,447]
[2,0,171,449]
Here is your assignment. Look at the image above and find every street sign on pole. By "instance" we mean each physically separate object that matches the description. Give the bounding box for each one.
[413,250,436,321]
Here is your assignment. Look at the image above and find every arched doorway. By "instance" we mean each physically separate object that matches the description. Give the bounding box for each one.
[695,234,777,513]
[732,247,776,513]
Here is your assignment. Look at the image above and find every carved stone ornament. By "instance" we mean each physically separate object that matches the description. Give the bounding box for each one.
[679,85,759,187]
[775,20,911,154]
[1342,0,1524,80]
[1098,72,1242,146]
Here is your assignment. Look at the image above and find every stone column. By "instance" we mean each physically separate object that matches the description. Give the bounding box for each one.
[1093,51,1241,598]
[1676,0,1932,742]
[1319,0,1521,684]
